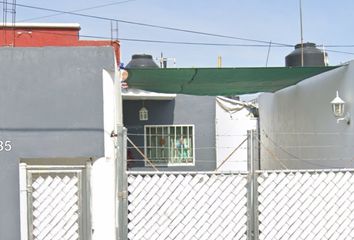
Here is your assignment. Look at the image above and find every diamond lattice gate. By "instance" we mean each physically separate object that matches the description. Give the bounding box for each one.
[26,166,91,240]
[257,170,354,240]
[127,173,249,240]
[125,170,354,240]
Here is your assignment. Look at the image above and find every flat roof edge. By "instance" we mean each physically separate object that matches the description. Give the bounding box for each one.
[0,23,81,29]
[122,88,176,100]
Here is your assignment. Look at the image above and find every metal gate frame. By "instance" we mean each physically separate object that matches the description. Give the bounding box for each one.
[116,128,261,240]
[117,128,354,240]
[20,161,92,240]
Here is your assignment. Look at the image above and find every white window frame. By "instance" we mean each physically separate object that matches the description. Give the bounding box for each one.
[144,124,195,166]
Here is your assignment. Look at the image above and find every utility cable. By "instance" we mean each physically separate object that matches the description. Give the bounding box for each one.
[4,2,354,56]
[4,2,354,53]
[5,1,292,46]
[257,137,288,169]
[18,29,280,47]
[19,0,137,22]
[9,28,354,56]
[262,130,341,168]
[325,49,354,55]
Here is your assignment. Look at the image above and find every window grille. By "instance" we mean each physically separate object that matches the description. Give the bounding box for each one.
[144,125,195,166]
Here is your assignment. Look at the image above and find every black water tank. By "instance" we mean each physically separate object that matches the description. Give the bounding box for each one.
[125,54,159,69]
[285,42,328,67]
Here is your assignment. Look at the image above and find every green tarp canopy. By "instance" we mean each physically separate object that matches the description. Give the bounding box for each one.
[126,66,339,96]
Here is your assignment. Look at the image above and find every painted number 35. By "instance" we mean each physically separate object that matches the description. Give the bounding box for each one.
[0,140,12,152]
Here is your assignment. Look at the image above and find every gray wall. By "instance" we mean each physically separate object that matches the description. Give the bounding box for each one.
[0,47,115,239]
[123,94,216,171]
[259,62,354,169]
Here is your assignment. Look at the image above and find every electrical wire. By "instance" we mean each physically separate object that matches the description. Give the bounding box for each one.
[7,28,354,56]
[265,131,354,136]
[14,29,284,48]
[3,1,354,55]
[117,38,286,47]
[127,133,248,137]
[127,159,248,163]
[4,1,292,47]
[322,45,354,48]
[127,146,248,150]
[12,2,354,48]
[325,49,354,55]
[19,0,137,22]
[257,137,288,169]
[269,144,353,149]
[261,130,344,168]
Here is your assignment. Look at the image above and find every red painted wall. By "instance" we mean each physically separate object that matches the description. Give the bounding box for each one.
[0,25,120,64]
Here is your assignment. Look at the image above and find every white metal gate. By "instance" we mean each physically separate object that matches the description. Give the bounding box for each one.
[127,172,249,240]
[122,170,354,240]
[21,164,91,240]
[115,128,354,240]
[257,170,354,240]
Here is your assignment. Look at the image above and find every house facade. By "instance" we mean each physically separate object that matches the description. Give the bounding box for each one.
[123,91,217,171]
[121,54,259,171]
[122,91,257,172]
[0,47,118,240]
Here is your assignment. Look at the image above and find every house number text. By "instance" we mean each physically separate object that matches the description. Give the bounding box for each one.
[0,140,12,152]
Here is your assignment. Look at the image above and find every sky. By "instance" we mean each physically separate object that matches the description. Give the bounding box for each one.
[10,0,354,67]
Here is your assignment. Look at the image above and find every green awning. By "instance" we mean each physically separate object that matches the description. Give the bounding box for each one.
[126,66,339,96]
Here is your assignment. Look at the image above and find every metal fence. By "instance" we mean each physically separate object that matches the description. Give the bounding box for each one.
[24,165,91,240]
[127,172,248,240]
[123,169,354,240]
[257,169,354,240]
[113,129,354,240]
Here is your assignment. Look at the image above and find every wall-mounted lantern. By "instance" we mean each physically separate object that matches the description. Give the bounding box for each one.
[330,91,350,124]
[139,106,148,121]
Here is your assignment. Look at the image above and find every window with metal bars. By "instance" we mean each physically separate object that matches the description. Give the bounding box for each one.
[144,125,195,166]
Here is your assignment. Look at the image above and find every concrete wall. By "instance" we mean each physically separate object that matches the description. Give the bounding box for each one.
[0,47,115,239]
[215,97,258,172]
[123,95,216,171]
[259,62,354,169]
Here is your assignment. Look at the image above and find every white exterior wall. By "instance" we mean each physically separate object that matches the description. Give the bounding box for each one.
[91,70,117,240]
[259,62,354,169]
[215,97,257,171]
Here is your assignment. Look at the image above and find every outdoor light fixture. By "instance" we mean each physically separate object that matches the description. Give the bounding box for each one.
[139,106,148,121]
[120,69,129,81]
[330,91,350,124]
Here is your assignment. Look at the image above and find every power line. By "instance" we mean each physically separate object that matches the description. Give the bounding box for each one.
[119,38,288,47]
[265,131,354,135]
[5,28,354,56]
[24,30,289,48]
[261,130,342,168]
[3,2,354,54]
[19,0,137,22]
[127,159,248,163]
[326,49,354,56]
[4,1,292,47]
[323,45,354,48]
[127,146,248,150]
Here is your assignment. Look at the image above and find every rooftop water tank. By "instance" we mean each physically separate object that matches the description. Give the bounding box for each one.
[125,54,159,69]
[285,42,328,67]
